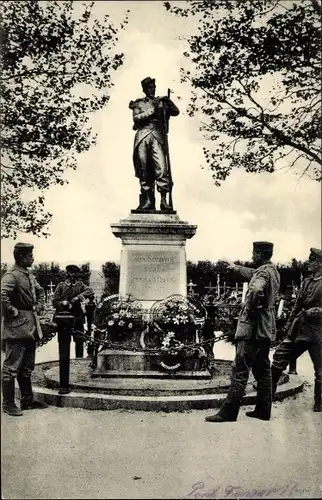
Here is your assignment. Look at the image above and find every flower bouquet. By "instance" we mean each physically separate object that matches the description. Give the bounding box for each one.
[93,294,144,347]
[37,317,57,348]
[149,295,207,371]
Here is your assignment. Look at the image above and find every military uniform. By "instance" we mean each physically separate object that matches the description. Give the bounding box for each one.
[52,266,94,358]
[272,248,322,411]
[1,243,47,416]
[206,241,280,422]
[129,77,179,210]
[202,297,217,374]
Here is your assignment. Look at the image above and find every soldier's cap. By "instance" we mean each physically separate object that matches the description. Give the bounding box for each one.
[66,264,80,273]
[13,242,34,252]
[141,77,155,89]
[309,248,322,261]
[253,241,274,252]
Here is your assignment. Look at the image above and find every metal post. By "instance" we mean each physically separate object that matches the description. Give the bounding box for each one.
[54,311,75,395]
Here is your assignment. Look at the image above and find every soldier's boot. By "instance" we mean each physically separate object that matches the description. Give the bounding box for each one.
[205,401,240,423]
[245,409,270,421]
[2,378,23,416]
[160,192,172,211]
[18,376,48,410]
[271,365,283,401]
[313,381,322,412]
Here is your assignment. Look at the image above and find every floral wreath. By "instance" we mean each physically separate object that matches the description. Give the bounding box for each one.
[141,294,207,371]
[93,294,144,341]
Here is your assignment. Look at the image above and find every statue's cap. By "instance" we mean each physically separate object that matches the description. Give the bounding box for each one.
[309,247,322,261]
[253,241,274,252]
[13,242,34,252]
[66,264,80,273]
[141,77,155,89]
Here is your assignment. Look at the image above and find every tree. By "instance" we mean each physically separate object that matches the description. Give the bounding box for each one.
[79,262,91,286]
[32,261,91,292]
[1,1,129,238]
[165,0,321,184]
[102,261,120,295]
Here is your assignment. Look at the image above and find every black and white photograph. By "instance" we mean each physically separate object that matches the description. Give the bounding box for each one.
[1,0,321,498]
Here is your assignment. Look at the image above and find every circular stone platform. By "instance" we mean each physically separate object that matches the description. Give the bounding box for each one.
[18,359,305,412]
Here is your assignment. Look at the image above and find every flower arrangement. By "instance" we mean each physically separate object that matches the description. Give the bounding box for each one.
[152,294,204,338]
[37,317,57,348]
[160,331,185,355]
[150,295,207,362]
[93,294,144,342]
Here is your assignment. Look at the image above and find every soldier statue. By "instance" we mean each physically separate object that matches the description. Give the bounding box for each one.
[129,77,180,212]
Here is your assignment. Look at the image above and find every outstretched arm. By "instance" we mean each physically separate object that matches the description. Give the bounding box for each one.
[232,264,255,282]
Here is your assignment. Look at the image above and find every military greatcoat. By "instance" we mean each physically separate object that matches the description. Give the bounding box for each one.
[129,96,179,193]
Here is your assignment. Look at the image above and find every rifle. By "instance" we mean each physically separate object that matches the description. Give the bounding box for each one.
[28,272,43,340]
[162,88,173,210]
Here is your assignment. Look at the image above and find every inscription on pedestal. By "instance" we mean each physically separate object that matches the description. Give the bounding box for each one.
[126,249,181,300]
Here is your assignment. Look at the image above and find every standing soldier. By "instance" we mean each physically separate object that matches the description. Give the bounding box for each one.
[129,77,180,211]
[202,294,217,375]
[272,247,322,412]
[85,294,97,360]
[52,265,94,358]
[1,243,48,416]
[205,241,280,422]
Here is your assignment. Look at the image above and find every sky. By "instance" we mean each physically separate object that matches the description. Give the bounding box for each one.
[1,0,321,268]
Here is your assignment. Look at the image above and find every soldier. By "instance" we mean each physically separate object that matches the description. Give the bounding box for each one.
[52,265,94,358]
[85,293,97,360]
[129,77,180,211]
[202,294,217,375]
[272,247,322,412]
[1,243,48,416]
[205,241,280,422]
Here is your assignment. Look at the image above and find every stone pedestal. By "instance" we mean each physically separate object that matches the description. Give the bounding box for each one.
[93,349,210,379]
[110,211,197,310]
[93,211,202,378]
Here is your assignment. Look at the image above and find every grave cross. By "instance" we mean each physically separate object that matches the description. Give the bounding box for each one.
[187,279,197,295]
[205,281,216,294]
[48,281,55,296]
[216,274,221,298]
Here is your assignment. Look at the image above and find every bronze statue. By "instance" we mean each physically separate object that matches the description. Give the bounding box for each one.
[129,77,180,211]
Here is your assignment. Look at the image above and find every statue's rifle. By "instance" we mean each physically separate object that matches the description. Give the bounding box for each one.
[162,88,173,210]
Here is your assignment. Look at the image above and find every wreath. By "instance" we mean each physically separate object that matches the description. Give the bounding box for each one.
[144,294,207,371]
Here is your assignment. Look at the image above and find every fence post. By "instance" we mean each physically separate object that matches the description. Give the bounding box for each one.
[54,310,75,395]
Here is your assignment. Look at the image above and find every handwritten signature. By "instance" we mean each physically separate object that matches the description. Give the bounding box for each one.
[186,481,311,498]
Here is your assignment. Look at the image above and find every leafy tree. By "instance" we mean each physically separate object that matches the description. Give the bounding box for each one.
[102,261,120,296]
[79,262,91,286]
[1,1,129,238]
[165,0,321,184]
[32,261,64,289]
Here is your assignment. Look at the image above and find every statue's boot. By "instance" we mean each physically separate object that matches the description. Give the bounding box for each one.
[160,192,172,211]
[140,191,155,210]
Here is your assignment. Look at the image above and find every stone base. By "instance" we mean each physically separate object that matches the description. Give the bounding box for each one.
[110,212,197,307]
[26,360,304,411]
[131,209,177,215]
[92,349,211,379]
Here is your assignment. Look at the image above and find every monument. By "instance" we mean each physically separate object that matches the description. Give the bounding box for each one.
[93,77,207,378]
[38,79,301,408]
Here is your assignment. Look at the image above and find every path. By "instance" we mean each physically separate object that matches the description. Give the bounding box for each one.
[1,344,321,499]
